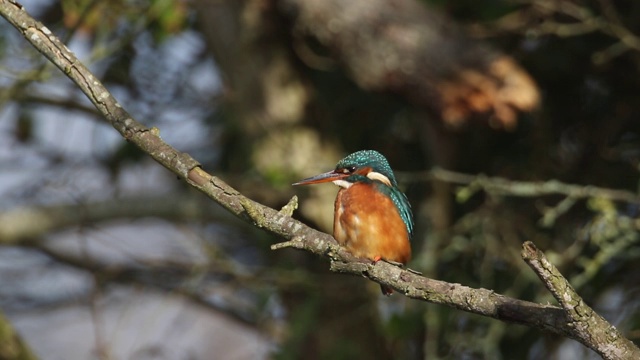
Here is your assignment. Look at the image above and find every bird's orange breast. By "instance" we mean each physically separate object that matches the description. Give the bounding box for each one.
[333,182,411,264]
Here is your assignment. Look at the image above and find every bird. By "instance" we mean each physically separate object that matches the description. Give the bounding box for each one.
[293,150,413,295]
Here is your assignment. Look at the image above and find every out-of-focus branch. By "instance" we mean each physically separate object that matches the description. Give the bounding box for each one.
[1,1,638,358]
[24,244,308,327]
[16,93,100,115]
[477,1,640,64]
[402,168,640,228]
[534,0,640,63]
[422,168,640,204]
[0,195,242,245]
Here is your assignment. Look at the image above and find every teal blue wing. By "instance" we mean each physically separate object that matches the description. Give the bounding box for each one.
[378,183,414,239]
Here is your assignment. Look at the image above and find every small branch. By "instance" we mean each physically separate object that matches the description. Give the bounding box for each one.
[525,0,640,63]
[279,196,299,217]
[538,196,578,227]
[271,237,305,250]
[522,241,640,360]
[522,241,590,313]
[24,244,289,327]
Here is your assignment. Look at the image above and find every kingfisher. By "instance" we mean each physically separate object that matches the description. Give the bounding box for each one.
[293,150,413,295]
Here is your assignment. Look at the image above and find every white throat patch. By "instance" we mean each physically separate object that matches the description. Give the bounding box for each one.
[332,179,353,189]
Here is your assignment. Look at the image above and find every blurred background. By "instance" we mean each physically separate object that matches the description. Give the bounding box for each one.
[1,0,640,359]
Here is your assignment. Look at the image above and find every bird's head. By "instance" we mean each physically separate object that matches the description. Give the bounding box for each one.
[293,150,398,189]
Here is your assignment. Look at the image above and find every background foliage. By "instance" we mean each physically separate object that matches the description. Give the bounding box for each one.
[1,0,640,359]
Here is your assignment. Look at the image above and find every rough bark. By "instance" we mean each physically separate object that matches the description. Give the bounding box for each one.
[523,242,640,360]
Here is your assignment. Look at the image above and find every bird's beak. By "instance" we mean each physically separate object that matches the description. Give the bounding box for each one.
[293,170,349,186]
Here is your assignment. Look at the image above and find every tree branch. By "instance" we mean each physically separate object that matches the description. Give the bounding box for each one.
[1,1,638,358]
[522,241,639,359]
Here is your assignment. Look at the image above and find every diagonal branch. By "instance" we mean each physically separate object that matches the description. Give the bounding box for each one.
[1,1,638,358]
[522,242,639,359]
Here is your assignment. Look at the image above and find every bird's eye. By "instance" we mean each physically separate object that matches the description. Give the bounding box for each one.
[342,166,356,174]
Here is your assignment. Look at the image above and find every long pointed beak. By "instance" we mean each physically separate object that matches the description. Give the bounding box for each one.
[293,170,348,186]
